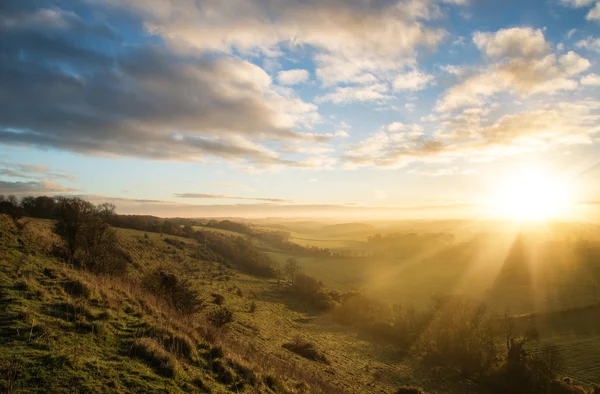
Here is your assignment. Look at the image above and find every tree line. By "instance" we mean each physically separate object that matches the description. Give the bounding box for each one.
[1,194,277,277]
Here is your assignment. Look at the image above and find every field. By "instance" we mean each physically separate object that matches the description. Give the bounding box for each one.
[2,213,599,392]
[258,220,600,386]
[1,215,465,393]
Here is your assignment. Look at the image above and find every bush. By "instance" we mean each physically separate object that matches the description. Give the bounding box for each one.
[333,291,388,326]
[206,306,234,328]
[482,344,564,394]
[288,273,336,311]
[418,295,498,376]
[211,293,225,305]
[143,269,205,315]
[282,335,328,364]
[249,301,257,313]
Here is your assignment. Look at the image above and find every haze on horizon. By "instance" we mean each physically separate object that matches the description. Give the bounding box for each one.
[1,0,600,221]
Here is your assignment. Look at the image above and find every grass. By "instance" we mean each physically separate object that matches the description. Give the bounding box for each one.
[0,216,353,393]
[3,214,600,392]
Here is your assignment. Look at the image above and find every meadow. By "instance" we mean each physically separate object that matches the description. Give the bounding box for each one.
[2,198,600,393]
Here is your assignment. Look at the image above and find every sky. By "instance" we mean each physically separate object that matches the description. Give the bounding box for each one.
[1,0,600,218]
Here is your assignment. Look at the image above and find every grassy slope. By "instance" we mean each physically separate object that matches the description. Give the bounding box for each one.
[6,216,596,392]
[2,216,456,394]
[0,217,352,393]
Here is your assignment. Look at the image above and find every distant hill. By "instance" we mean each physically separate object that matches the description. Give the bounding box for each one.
[320,223,376,235]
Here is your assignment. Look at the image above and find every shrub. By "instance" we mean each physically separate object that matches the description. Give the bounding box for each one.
[418,295,498,376]
[249,301,257,313]
[211,293,225,305]
[482,344,564,394]
[288,273,336,311]
[282,335,328,364]
[333,291,389,326]
[206,306,234,328]
[143,269,205,315]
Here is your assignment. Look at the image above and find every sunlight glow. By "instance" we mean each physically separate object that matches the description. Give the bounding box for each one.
[491,167,574,222]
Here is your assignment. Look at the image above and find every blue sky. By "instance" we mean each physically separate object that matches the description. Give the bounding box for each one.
[1,0,600,218]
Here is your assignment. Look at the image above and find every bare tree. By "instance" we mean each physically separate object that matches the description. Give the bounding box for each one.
[283,257,302,285]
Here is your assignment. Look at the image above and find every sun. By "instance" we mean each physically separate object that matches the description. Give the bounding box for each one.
[491,167,574,222]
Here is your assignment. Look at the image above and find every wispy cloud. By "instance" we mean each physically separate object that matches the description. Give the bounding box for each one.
[0,180,78,194]
[174,193,292,203]
[0,162,74,180]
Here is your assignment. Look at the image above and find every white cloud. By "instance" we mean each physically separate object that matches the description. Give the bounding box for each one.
[344,100,600,169]
[581,73,600,85]
[316,83,392,104]
[104,0,446,88]
[277,69,310,85]
[560,0,596,7]
[436,28,589,112]
[393,69,435,91]
[587,2,600,20]
[577,36,600,52]
[559,51,591,76]
[473,27,550,59]
[441,65,465,77]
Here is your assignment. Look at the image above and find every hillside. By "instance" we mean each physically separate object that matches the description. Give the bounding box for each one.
[2,209,600,394]
[0,215,349,393]
[1,214,442,393]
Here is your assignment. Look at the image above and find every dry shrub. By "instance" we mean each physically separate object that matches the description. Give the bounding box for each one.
[206,306,234,328]
[282,335,328,364]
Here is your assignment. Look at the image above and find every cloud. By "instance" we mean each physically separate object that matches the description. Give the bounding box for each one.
[343,100,600,169]
[408,166,475,176]
[560,0,596,7]
[173,193,291,203]
[436,27,589,112]
[393,69,435,91]
[577,36,600,52]
[587,2,600,20]
[473,27,550,59]
[582,73,600,85]
[0,162,74,180]
[277,69,310,85]
[101,0,445,59]
[316,83,392,104]
[98,0,446,92]
[440,0,469,5]
[0,180,78,194]
[0,5,337,169]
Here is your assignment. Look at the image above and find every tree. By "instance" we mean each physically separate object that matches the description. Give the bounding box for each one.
[53,198,124,274]
[54,197,96,264]
[283,257,302,285]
